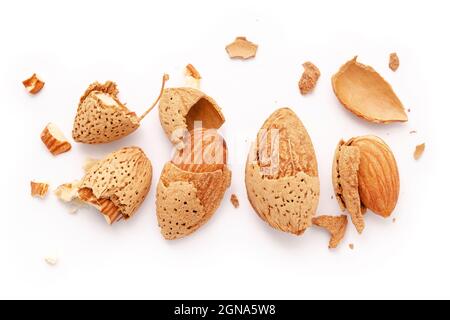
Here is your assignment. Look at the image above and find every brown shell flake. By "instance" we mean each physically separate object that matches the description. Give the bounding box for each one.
[245,108,320,235]
[389,53,400,71]
[299,62,321,95]
[225,37,258,60]
[312,215,348,249]
[230,194,240,208]
[158,88,225,146]
[41,123,72,156]
[23,73,45,94]
[30,181,49,198]
[332,57,408,123]
[414,143,425,160]
[80,147,152,223]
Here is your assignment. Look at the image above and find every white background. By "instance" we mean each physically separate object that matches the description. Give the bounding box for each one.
[0,0,448,299]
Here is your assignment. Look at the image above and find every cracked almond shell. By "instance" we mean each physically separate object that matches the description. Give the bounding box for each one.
[72,81,140,144]
[332,57,408,123]
[156,129,231,240]
[245,108,320,235]
[158,88,225,146]
[333,136,400,228]
[79,146,152,223]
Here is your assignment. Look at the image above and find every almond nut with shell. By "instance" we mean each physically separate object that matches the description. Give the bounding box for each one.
[158,88,225,147]
[245,108,320,235]
[59,147,152,224]
[72,75,168,144]
[332,135,400,232]
[156,128,231,240]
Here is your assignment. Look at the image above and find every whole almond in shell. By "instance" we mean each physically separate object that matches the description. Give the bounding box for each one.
[158,88,225,146]
[79,146,152,224]
[73,75,168,144]
[332,135,400,231]
[156,128,231,240]
[245,108,320,235]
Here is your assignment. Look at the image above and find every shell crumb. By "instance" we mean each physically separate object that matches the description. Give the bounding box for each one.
[349,244,354,250]
[389,53,400,71]
[414,143,425,160]
[44,256,58,266]
[230,194,240,208]
[299,62,321,95]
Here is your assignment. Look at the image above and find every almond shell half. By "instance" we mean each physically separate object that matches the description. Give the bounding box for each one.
[158,88,225,146]
[332,57,407,123]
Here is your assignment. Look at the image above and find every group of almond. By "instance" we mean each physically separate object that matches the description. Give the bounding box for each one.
[28,37,424,249]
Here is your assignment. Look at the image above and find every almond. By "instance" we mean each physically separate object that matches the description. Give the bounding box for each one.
[30,181,49,198]
[333,136,400,232]
[41,123,72,156]
[332,57,408,123]
[245,108,320,235]
[73,75,168,144]
[156,128,231,240]
[312,215,348,249]
[158,88,225,147]
[23,73,45,94]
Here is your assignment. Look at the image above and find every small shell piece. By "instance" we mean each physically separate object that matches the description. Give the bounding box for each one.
[158,88,225,145]
[22,73,45,94]
[299,62,321,95]
[185,64,202,89]
[389,53,400,72]
[30,181,49,198]
[72,81,140,144]
[41,123,72,156]
[414,143,425,160]
[230,194,239,208]
[156,129,231,240]
[312,215,348,249]
[225,37,258,59]
[80,147,152,223]
[332,57,408,123]
[245,108,320,235]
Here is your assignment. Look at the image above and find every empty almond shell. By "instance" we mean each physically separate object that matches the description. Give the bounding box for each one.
[79,146,152,224]
[245,108,320,235]
[158,88,225,146]
[332,57,408,123]
[156,129,231,240]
